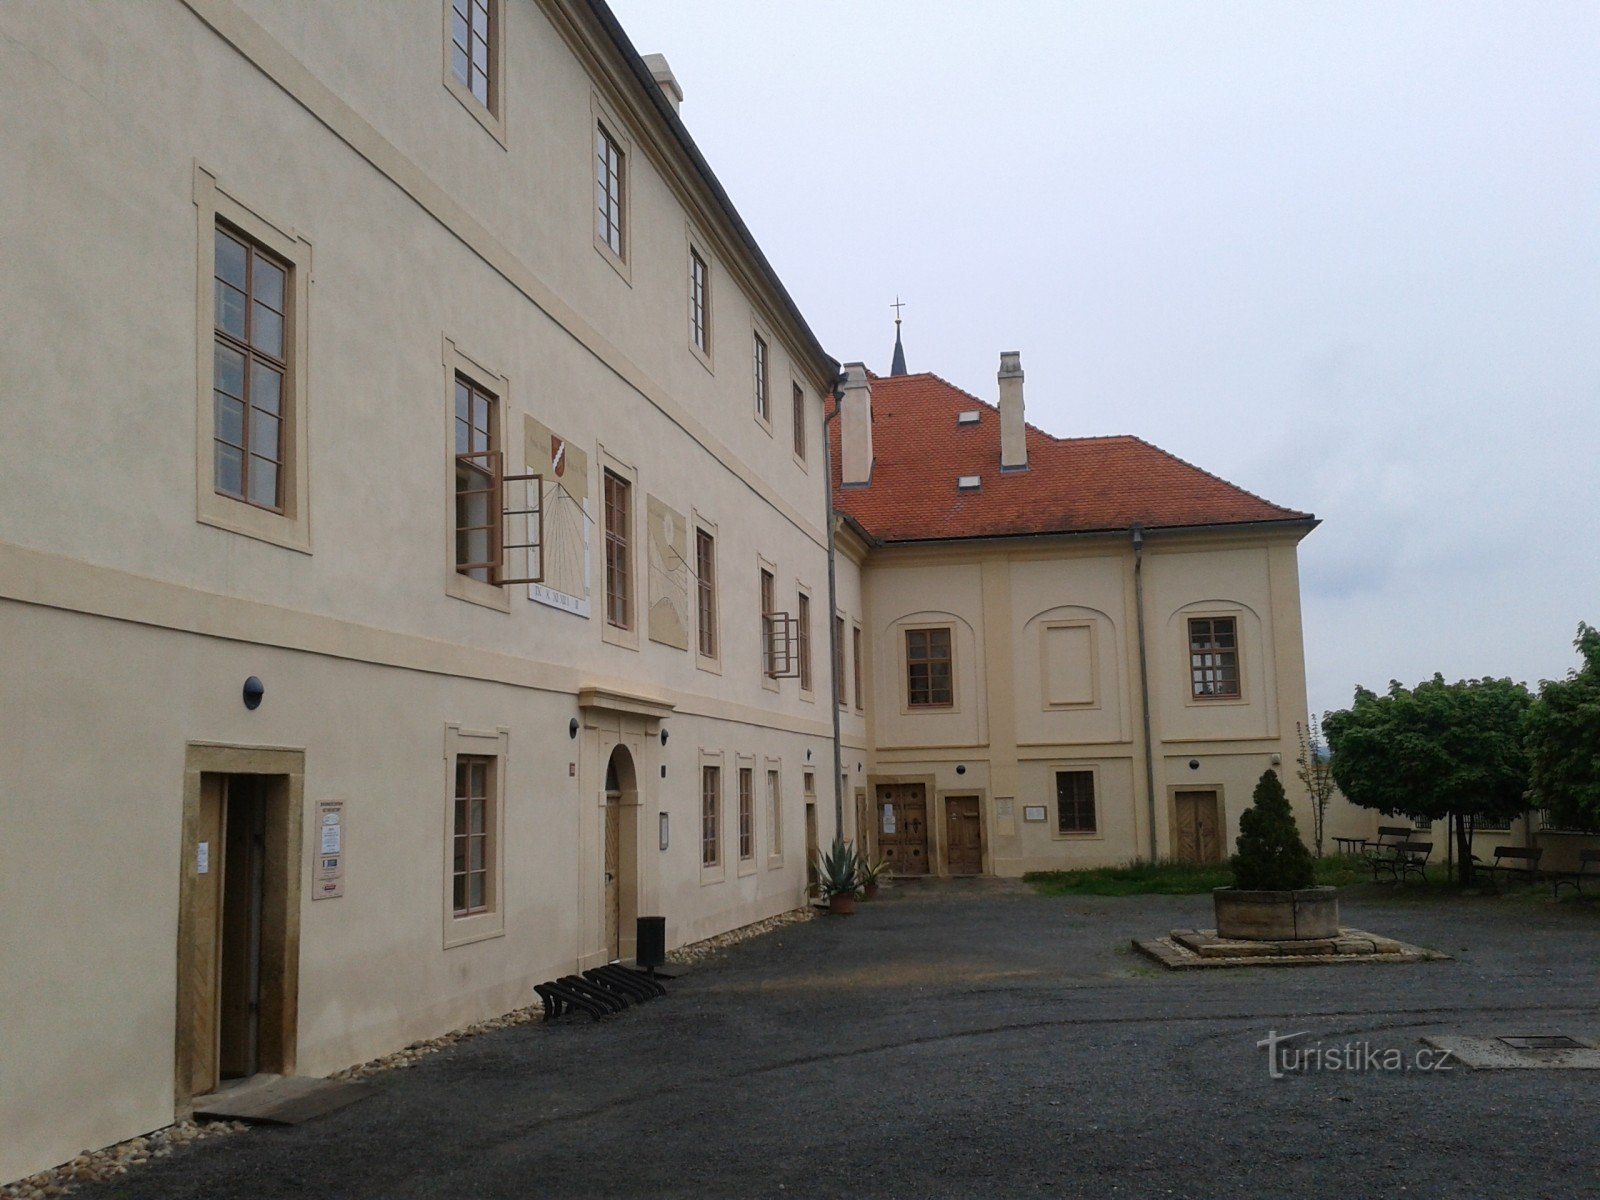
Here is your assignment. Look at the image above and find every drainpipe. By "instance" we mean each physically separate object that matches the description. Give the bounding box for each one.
[823,380,846,843]
[1132,524,1159,863]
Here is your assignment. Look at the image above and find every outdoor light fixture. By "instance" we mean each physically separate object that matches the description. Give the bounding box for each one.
[1189,759,1200,770]
[660,728,669,745]
[242,676,264,710]
[956,764,967,775]
[569,718,579,739]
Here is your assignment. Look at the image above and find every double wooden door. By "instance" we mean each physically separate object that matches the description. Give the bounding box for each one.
[1174,790,1223,863]
[945,796,984,875]
[877,784,929,875]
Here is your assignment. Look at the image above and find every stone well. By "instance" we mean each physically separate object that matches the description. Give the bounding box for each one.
[1213,886,1339,941]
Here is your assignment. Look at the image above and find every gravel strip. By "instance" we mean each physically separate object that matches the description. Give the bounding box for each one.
[667,906,816,966]
[330,1002,546,1082]
[0,1121,248,1200]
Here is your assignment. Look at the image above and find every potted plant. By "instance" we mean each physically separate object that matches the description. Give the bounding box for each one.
[1213,769,1337,940]
[816,836,861,915]
[857,852,891,900]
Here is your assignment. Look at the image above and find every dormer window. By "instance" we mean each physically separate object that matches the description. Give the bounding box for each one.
[957,410,981,425]
[957,475,981,491]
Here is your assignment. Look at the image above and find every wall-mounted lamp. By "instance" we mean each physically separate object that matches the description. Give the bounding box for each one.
[569,718,579,740]
[242,676,264,711]
[805,748,812,762]
[660,728,669,746]
[1188,759,1200,771]
[1270,753,1282,766]
[956,764,967,776]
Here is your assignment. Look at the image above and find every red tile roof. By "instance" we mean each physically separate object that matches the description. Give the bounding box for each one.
[829,372,1313,544]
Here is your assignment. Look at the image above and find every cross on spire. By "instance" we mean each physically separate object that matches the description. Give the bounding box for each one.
[889,296,908,377]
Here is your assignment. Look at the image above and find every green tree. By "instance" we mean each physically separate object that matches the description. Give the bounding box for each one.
[1231,769,1315,890]
[1526,623,1600,831]
[1323,675,1532,884]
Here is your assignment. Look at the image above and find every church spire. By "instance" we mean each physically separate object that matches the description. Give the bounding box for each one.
[889,296,908,376]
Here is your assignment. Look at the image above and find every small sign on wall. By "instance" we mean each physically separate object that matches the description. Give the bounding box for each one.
[882,804,897,835]
[659,812,670,852]
[314,799,346,900]
[1023,805,1048,823]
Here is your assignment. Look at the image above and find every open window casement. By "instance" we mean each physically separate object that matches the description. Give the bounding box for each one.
[455,449,544,585]
[764,610,800,678]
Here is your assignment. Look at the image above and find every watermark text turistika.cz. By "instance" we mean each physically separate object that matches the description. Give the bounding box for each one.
[1256,1030,1454,1079]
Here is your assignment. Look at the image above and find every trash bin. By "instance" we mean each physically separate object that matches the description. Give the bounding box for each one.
[636,916,666,969]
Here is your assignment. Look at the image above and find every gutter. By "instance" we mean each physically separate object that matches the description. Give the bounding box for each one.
[865,517,1319,553]
[1131,524,1159,863]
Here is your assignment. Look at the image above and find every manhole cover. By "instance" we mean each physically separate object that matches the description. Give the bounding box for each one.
[1498,1036,1585,1051]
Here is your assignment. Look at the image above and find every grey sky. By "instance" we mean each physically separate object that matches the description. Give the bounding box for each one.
[609,0,1600,722]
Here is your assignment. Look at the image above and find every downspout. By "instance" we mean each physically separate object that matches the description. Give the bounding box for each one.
[1132,524,1159,863]
[823,381,847,842]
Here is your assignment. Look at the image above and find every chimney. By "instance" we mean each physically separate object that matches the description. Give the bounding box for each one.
[998,351,1027,471]
[840,362,874,485]
[640,53,683,114]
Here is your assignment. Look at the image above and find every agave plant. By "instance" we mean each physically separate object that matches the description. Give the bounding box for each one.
[856,852,892,889]
[815,835,861,898]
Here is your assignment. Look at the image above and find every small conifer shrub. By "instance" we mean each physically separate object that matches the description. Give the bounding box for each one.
[1230,769,1315,891]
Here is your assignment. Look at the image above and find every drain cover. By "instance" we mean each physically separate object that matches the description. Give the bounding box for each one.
[1498,1036,1585,1050]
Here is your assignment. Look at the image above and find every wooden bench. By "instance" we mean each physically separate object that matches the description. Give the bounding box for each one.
[1372,841,1431,883]
[1552,849,1600,898]
[1477,845,1543,886]
[1364,826,1417,859]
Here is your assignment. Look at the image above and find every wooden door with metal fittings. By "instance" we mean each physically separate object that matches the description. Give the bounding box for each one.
[945,795,984,875]
[877,783,930,876]
[1174,790,1223,863]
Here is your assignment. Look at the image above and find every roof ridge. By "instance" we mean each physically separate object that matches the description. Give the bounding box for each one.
[1121,435,1310,518]
[876,370,1062,443]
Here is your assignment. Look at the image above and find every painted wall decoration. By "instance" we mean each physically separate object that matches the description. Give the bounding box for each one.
[647,493,689,650]
[524,415,591,617]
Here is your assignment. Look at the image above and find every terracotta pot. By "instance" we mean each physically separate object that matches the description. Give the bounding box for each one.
[862,883,880,900]
[1214,886,1339,941]
[828,892,856,916]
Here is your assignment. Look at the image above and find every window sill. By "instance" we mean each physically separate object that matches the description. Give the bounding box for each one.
[197,499,312,555]
[443,76,507,148]
[696,653,723,676]
[1050,831,1105,842]
[601,619,640,651]
[737,858,758,879]
[700,862,725,886]
[443,913,505,949]
[446,569,511,613]
[767,854,785,871]
[594,236,632,285]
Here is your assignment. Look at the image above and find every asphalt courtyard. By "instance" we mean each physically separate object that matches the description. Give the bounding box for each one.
[89,881,1600,1199]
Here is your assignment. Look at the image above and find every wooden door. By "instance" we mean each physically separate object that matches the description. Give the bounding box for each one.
[604,796,621,960]
[1175,790,1223,863]
[187,775,226,1098]
[877,784,929,875]
[805,802,819,896]
[946,796,984,875]
[218,778,266,1081]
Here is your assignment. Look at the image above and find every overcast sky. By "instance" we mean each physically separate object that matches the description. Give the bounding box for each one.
[610,0,1600,722]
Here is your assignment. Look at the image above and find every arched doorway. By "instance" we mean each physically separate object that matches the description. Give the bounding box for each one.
[603,745,638,961]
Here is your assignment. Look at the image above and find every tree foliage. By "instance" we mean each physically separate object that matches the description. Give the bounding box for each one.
[1323,674,1532,883]
[1526,623,1600,831]
[1231,769,1315,891]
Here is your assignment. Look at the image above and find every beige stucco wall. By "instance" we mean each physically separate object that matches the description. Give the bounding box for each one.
[860,530,1318,875]
[0,0,859,1184]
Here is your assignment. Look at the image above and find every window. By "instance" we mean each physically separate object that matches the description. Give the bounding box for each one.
[213,225,288,512]
[852,625,864,711]
[604,469,632,628]
[701,765,721,867]
[595,124,625,258]
[797,592,812,691]
[1056,771,1096,834]
[753,333,769,422]
[760,568,777,678]
[1189,617,1240,699]
[449,0,494,110]
[453,755,494,914]
[792,383,806,461]
[696,527,717,659]
[768,769,783,858]
[738,767,754,861]
[690,249,710,354]
[906,627,954,708]
[453,374,498,583]
[835,615,847,706]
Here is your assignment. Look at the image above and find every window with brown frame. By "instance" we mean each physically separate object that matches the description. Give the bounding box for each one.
[1056,771,1096,834]
[737,767,754,861]
[1188,616,1241,699]
[701,765,720,867]
[449,0,494,110]
[792,382,806,460]
[690,249,710,353]
[213,224,289,512]
[852,625,864,710]
[604,470,632,629]
[596,123,625,258]
[760,568,776,677]
[453,374,498,582]
[753,333,769,421]
[767,769,782,857]
[835,615,848,706]
[453,754,494,915]
[906,627,954,708]
[797,592,812,691]
[695,527,717,658]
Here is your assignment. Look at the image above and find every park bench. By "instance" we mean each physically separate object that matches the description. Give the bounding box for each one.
[1551,849,1600,898]
[1476,845,1543,887]
[1372,841,1431,883]
[1356,826,1419,859]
